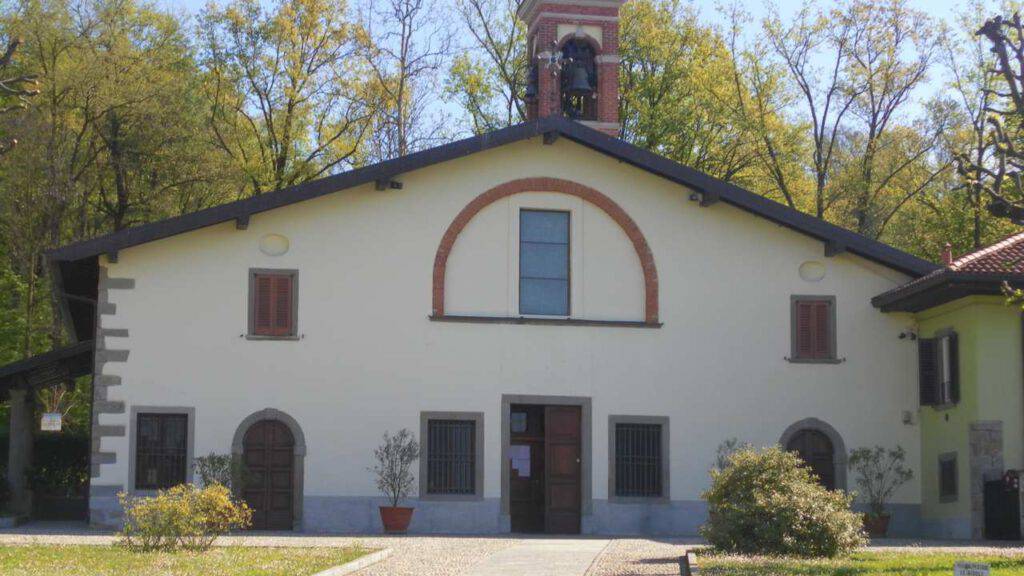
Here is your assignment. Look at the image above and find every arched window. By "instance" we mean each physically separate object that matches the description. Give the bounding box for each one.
[786,429,836,489]
[560,39,597,120]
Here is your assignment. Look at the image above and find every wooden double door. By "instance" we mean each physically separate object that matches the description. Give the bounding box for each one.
[242,419,295,530]
[509,404,582,534]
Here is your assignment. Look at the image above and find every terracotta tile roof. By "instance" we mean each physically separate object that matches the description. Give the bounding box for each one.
[946,231,1024,273]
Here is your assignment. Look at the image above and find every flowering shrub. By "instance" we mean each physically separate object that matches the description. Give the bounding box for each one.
[701,446,866,558]
[119,484,252,552]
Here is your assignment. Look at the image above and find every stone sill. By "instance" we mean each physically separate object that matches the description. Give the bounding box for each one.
[429,315,662,329]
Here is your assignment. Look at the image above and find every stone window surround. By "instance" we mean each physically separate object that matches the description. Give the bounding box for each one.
[938,451,958,503]
[788,295,841,364]
[231,408,307,531]
[607,415,670,504]
[128,405,196,496]
[778,417,848,491]
[246,268,300,341]
[418,411,485,501]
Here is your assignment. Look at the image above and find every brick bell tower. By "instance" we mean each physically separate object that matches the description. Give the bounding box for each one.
[518,0,625,137]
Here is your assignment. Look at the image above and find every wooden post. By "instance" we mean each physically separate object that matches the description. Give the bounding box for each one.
[7,386,34,516]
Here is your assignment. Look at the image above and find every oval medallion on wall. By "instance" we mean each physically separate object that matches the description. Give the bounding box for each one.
[798,260,826,282]
[259,234,290,256]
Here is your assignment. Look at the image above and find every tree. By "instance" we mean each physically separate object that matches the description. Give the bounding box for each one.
[0,37,40,154]
[359,0,452,160]
[444,0,526,133]
[954,12,1024,224]
[199,0,376,195]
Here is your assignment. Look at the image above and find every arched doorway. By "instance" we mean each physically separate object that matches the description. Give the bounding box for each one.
[232,408,306,531]
[786,429,836,490]
[242,420,295,530]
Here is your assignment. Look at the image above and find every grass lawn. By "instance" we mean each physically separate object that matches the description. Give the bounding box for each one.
[697,551,1024,575]
[0,544,371,576]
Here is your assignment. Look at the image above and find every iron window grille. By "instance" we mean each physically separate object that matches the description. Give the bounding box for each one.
[614,423,663,498]
[135,413,188,490]
[426,419,476,495]
[939,454,958,501]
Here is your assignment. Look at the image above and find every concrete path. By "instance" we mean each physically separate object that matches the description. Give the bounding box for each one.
[461,538,611,576]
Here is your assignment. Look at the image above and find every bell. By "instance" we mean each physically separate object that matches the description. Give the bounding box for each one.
[567,64,593,97]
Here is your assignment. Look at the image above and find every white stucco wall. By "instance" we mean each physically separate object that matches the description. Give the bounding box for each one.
[92,137,923,531]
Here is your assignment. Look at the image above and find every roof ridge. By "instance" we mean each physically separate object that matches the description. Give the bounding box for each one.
[950,230,1024,270]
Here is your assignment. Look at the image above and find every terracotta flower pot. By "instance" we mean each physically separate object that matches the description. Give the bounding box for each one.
[862,513,890,538]
[379,506,415,534]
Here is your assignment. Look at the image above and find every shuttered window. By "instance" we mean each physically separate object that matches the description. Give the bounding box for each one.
[426,419,476,495]
[919,332,959,406]
[791,297,836,361]
[614,423,663,498]
[519,210,570,316]
[135,413,188,490]
[249,270,297,337]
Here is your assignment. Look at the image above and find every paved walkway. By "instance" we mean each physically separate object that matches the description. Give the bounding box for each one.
[461,538,611,576]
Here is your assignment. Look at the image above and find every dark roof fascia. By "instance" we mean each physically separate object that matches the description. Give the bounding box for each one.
[46,116,938,277]
[0,340,95,389]
[872,272,1024,312]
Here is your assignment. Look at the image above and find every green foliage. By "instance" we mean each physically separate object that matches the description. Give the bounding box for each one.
[118,484,252,552]
[848,445,914,517]
[701,446,866,558]
[26,433,89,498]
[191,453,250,492]
[370,428,419,507]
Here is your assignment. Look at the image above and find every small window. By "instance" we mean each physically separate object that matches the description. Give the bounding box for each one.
[613,422,664,498]
[135,413,188,490]
[519,210,569,316]
[919,332,959,406]
[791,296,836,361]
[426,419,477,495]
[939,453,958,502]
[249,270,297,337]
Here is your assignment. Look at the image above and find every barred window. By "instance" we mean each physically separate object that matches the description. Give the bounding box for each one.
[939,453,958,502]
[426,419,476,495]
[614,423,663,498]
[135,413,188,490]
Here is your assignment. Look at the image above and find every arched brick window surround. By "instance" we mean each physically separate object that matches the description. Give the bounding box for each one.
[432,177,659,324]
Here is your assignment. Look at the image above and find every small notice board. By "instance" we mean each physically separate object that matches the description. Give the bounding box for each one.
[40,412,62,432]
[954,562,989,576]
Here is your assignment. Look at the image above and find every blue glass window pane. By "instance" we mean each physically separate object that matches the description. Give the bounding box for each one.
[520,210,569,243]
[520,278,569,315]
[520,243,568,279]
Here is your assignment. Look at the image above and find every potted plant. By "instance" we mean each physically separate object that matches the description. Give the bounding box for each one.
[370,429,419,534]
[848,445,913,537]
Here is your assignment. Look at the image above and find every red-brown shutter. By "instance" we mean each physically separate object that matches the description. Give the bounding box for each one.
[795,299,832,359]
[812,300,831,358]
[252,273,294,336]
[796,301,815,358]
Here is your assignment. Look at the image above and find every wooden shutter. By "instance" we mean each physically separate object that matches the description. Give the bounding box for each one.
[794,299,833,359]
[947,332,960,404]
[252,273,294,336]
[918,338,938,406]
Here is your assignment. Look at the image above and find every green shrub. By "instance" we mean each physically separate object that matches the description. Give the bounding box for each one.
[700,446,866,558]
[192,453,251,492]
[118,484,252,552]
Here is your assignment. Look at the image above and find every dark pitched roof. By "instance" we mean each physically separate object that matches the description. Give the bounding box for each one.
[47,116,938,277]
[873,233,1024,312]
[0,340,95,396]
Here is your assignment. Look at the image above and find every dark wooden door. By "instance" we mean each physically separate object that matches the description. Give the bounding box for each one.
[544,406,581,534]
[984,480,1021,540]
[243,420,295,530]
[786,429,835,490]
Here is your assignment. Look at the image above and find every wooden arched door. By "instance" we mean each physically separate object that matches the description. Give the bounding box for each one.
[786,429,836,490]
[242,419,295,530]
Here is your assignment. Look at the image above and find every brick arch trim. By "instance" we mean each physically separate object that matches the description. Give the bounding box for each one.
[432,177,659,324]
